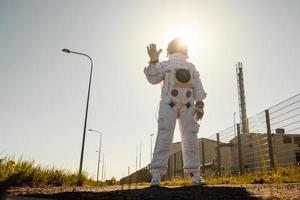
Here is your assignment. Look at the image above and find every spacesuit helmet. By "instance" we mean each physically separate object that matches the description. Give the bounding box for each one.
[167,38,188,57]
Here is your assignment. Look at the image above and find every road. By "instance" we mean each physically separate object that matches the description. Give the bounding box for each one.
[4,183,300,200]
[6,197,56,200]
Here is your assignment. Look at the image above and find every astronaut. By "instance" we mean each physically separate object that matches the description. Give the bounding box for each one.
[144,38,207,186]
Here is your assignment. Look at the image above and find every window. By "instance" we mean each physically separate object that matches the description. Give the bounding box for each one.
[294,136,300,144]
[283,136,292,144]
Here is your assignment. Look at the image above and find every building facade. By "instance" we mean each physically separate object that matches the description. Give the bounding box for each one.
[120,129,300,183]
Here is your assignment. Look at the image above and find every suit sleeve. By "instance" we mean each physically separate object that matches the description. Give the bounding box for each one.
[144,62,165,85]
[191,64,207,102]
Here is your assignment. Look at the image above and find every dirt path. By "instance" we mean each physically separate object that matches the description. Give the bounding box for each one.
[4,183,300,200]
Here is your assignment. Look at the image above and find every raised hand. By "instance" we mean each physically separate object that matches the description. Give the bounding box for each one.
[147,43,162,62]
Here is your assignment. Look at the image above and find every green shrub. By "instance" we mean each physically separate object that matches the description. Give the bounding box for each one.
[0,156,96,188]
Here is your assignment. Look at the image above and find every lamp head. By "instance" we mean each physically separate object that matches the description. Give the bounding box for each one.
[62,49,71,53]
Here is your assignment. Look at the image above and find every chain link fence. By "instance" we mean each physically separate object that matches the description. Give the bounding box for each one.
[121,93,300,183]
[200,93,300,177]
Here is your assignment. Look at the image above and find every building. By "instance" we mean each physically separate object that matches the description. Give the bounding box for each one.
[120,129,300,183]
[229,129,300,174]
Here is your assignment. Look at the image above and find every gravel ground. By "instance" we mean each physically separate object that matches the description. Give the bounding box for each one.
[3,183,300,200]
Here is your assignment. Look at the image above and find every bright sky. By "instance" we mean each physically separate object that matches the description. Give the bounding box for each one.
[1,0,299,180]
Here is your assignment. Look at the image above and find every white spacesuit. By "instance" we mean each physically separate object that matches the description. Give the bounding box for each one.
[144,39,207,186]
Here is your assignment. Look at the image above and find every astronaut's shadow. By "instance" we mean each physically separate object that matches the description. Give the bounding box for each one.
[20,185,261,200]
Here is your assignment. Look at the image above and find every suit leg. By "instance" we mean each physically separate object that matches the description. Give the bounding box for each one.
[178,106,200,174]
[151,101,177,177]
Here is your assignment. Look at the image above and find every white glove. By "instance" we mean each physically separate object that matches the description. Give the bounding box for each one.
[147,43,162,63]
[193,101,204,121]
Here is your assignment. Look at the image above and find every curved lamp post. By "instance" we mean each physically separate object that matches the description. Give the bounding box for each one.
[62,48,93,175]
[89,129,102,182]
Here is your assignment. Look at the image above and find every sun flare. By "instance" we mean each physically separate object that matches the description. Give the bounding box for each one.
[164,24,201,55]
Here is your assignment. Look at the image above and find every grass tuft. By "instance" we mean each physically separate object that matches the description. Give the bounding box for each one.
[204,166,300,185]
[152,166,300,186]
[0,156,93,188]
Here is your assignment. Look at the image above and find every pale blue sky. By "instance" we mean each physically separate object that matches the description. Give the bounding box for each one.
[0,0,299,180]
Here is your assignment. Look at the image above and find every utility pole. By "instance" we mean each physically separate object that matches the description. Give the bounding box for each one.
[135,145,138,171]
[139,140,142,169]
[104,161,106,180]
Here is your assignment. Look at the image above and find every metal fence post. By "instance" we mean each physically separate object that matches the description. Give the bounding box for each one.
[265,109,275,170]
[173,154,176,178]
[181,151,184,178]
[201,139,205,175]
[216,133,221,176]
[168,157,171,179]
[237,123,244,174]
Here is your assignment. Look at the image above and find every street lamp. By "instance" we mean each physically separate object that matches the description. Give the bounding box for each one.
[150,134,154,162]
[62,48,93,175]
[89,129,102,182]
[101,153,105,181]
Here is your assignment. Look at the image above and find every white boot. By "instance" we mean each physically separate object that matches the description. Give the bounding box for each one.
[150,176,161,187]
[190,173,207,185]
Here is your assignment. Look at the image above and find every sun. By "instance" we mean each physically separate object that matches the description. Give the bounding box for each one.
[163,24,201,55]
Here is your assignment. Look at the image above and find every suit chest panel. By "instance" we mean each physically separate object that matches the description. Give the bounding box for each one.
[165,64,193,88]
